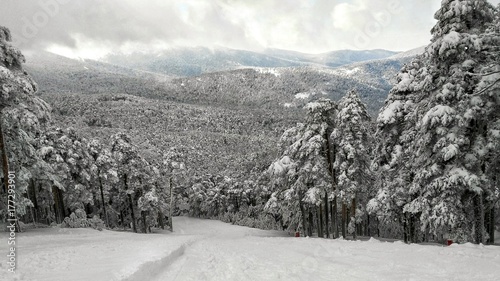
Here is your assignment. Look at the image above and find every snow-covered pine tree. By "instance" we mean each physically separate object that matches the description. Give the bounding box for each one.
[371,0,497,244]
[410,0,496,244]
[332,90,374,239]
[368,57,429,242]
[473,3,500,243]
[38,128,95,223]
[266,98,336,237]
[161,147,186,230]
[88,139,118,227]
[111,132,146,233]
[0,26,52,229]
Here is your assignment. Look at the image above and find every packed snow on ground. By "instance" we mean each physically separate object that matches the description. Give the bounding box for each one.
[2,217,500,281]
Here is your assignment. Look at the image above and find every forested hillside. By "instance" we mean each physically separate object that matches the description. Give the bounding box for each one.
[42,92,294,178]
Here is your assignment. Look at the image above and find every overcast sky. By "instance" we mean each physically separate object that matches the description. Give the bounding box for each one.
[1,0,499,59]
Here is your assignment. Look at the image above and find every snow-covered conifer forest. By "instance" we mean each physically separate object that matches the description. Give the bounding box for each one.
[1,0,500,280]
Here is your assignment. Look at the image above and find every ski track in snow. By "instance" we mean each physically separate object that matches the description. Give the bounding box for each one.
[3,217,500,281]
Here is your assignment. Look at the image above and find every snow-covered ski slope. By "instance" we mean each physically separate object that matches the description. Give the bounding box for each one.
[4,217,500,281]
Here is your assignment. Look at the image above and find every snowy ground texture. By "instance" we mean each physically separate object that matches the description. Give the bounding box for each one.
[2,217,500,281]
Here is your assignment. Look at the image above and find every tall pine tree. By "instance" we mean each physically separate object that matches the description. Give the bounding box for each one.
[0,26,52,229]
[333,90,374,239]
[266,98,336,237]
[371,0,498,243]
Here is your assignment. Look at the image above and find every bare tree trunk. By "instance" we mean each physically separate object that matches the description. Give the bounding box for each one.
[473,193,484,244]
[341,203,347,238]
[158,210,165,230]
[141,211,148,233]
[124,175,137,233]
[351,197,357,240]
[52,186,66,224]
[169,177,174,232]
[486,207,495,244]
[29,179,38,224]
[376,217,380,237]
[332,198,338,238]
[367,214,371,237]
[410,215,417,243]
[403,215,408,244]
[324,192,329,238]
[128,194,137,233]
[299,198,307,236]
[308,209,314,237]
[489,208,495,244]
[318,204,324,238]
[99,176,109,227]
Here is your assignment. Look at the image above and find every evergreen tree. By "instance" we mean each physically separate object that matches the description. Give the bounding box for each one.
[88,139,118,227]
[332,90,374,239]
[473,3,500,243]
[371,0,498,243]
[38,128,95,223]
[0,26,52,229]
[266,98,336,237]
[368,57,428,241]
[410,0,496,244]
[110,132,147,233]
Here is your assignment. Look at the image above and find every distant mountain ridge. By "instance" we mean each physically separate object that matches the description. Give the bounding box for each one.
[103,47,400,77]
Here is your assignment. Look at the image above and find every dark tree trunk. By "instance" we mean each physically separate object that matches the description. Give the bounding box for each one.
[324,192,329,238]
[403,216,408,244]
[141,211,148,233]
[341,203,347,238]
[169,177,174,232]
[351,197,356,240]
[52,186,66,224]
[409,215,414,243]
[377,217,380,237]
[488,208,495,244]
[99,177,109,227]
[367,214,371,237]
[29,179,38,224]
[308,209,314,237]
[473,193,485,244]
[318,204,324,238]
[333,198,338,238]
[128,194,137,233]
[158,210,165,230]
[299,198,307,236]
[409,215,417,243]
[124,175,137,233]
[119,210,124,227]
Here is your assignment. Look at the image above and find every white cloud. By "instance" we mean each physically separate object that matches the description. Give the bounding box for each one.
[332,2,365,31]
[1,0,475,57]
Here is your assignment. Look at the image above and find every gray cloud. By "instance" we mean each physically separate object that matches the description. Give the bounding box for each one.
[1,0,498,59]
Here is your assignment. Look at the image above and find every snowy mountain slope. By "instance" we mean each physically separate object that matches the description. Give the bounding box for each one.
[24,51,171,96]
[388,45,426,59]
[102,47,399,77]
[8,217,500,281]
[41,92,293,177]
